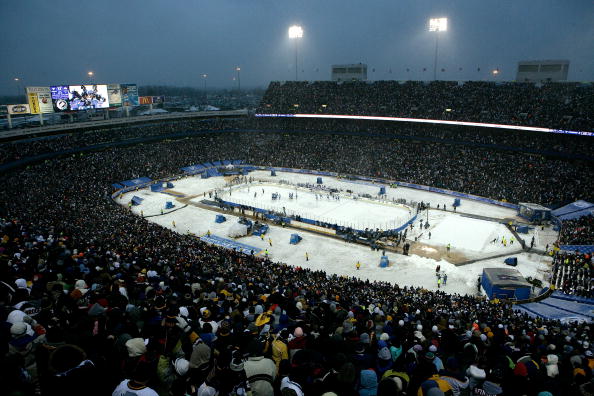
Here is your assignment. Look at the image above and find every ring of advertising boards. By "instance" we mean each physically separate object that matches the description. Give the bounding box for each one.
[50,85,110,111]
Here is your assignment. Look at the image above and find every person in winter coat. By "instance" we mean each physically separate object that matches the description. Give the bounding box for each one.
[439,357,469,396]
[6,321,46,392]
[244,339,276,396]
[271,329,289,373]
[359,369,379,396]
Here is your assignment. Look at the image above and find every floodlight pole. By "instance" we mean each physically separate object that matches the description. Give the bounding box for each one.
[433,33,439,81]
[295,39,299,81]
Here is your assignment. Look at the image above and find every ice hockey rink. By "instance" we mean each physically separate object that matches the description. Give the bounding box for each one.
[119,170,555,296]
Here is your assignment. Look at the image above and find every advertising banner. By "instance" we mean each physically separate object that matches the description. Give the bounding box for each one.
[7,104,30,114]
[107,83,122,107]
[26,86,54,114]
[139,96,153,105]
[152,96,165,104]
[28,92,40,114]
[121,83,139,106]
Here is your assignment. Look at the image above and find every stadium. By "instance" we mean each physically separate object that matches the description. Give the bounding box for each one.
[2,3,594,396]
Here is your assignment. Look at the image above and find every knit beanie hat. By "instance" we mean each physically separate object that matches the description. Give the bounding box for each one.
[174,358,190,376]
[125,338,147,357]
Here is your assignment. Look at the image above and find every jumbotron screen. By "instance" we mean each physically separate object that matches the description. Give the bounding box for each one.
[50,84,110,111]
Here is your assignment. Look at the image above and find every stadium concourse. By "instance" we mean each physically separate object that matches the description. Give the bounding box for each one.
[1,83,593,396]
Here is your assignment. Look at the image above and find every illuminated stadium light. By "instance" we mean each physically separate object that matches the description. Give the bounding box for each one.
[492,69,500,75]
[429,17,448,32]
[87,71,94,77]
[288,25,304,38]
[289,25,304,81]
[429,18,448,81]
[253,113,594,137]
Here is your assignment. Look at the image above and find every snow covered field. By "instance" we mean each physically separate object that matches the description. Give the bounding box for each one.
[119,170,555,296]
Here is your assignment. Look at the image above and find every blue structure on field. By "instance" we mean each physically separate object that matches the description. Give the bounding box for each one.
[271,169,276,176]
[516,225,531,234]
[518,202,552,223]
[504,257,518,267]
[317,177,323,184]
[120,177,152,187]
[379,186,386,195]
[252,223,269,236]
[238,218,253,233]
[199,234,261,255]
[453,198,461,207]
[290,234,302,245]
[165,201,174,209]
[150,183,164,192]
[215,215,226,223]
[166,182,174,188]
[481,268,531,300]
[379,256,389,268]
[131,196,143,205]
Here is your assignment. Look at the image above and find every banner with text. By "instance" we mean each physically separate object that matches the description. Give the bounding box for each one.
[121,83,139,106]
[107,83,122,107]
[26,86,54,114]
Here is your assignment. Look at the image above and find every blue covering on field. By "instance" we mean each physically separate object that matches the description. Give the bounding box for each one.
[181,164,206,174]
[516,225,531,234]
[207,168,220,177]
[215,215,226,223]
[504,257,518,266]
[120,177,152,187]
[379,186,386,195]
[222,160,231,165]
[201,172,209,179]
[131,196,143,205]
[202,162,214,168]
[552,200,594,220]
[453,198,461,207]
[212,161,222,166]
[271,169,276,176]
[112,183,124,189]
[232,160,243,165]
[560,245,594,254]
[379,256,389,268]
[150,183,163,192]
[199,234,261,255]
[290,234,302,245]
[513,291,594,323]
[165,201,174,209]
[166,182,174,188]
[252,224,269,236]
[317,177,323,184]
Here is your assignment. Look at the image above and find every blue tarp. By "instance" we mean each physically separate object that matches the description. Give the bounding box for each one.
[180,164,205,174]
[560,245,594,254]
[222,160,231,165]
[379,256,389,268]
[202,162,214,168]
[232,160,243,165]
[120,177,152,187]
[150,183,163,192]
[165,201,174,209]
[199,235,261,255]
[212,161,222,166]
[215,215,226,223]
[552,200,594,220]
[112,183,124,189]
[131,196,143,205]
[513,292,594,323]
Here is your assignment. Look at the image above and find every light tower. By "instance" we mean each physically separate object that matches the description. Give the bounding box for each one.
[288,25,304,81]
[429,17,447,81]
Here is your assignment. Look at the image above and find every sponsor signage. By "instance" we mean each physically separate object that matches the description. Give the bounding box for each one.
[139,96,153,105]
[107,83,122,107]
[7,104,30,114]
[121,83,139,106]
[26,86,54,114]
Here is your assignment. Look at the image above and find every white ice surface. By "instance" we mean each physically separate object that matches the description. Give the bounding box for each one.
[119,171,555,296]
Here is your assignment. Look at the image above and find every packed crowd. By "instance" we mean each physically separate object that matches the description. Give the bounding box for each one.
[259,81,594,131]
[1,122,593,395]
[550,252,593,298]
[560,216,594,245]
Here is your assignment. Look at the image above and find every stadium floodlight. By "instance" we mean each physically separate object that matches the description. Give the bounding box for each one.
[201,74,208,91]
[288,25,304,81]
[235,67,241,91]
[87,71,94,84]
[429,17,448,32]
[492,69,500,75]
[429,17,447,81]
